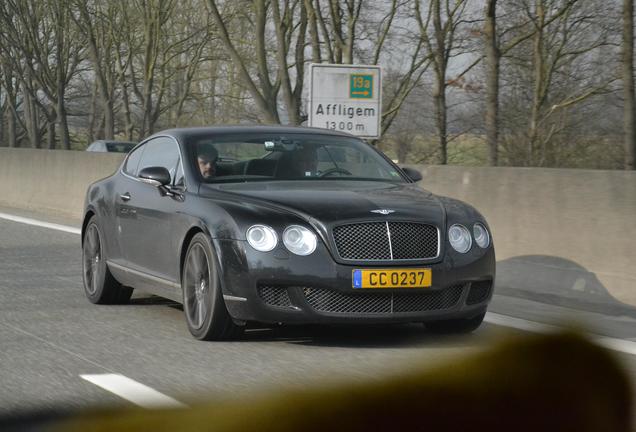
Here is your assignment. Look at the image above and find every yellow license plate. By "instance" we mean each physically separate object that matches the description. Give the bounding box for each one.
[352,269,432,289]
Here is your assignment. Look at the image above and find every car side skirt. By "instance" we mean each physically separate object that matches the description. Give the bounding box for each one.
[107,260,182,303]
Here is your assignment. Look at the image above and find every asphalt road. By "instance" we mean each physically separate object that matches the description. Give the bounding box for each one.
[1,214,635,425]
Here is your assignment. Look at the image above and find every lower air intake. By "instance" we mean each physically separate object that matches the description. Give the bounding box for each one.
[466,280,492,305]
[258,285,293,308]
[303,285,465,314]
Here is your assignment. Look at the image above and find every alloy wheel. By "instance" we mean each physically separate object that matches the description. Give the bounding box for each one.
[83,224,102,296]
[184,243,211,330]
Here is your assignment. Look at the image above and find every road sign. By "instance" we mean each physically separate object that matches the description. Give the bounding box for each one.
[350,74,373,99]
[308,64,382,139]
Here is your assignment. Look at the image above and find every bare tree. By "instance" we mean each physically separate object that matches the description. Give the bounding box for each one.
[128,0,177,137]
[0,60,20,147]
[416,0,469,164]
[484,0,500,166]
[308,0,364,64]
[0,0,82,149]
[271,0,307,125]
[206,0,283,124]
[496,0,615,167]
[72,1,120,139]
[624,0,636,170]
[0,4,46,148]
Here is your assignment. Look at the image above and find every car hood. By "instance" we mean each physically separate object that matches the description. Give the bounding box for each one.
[201,180,445,226]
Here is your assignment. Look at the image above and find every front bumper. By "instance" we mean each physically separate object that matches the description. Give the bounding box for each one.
[215,238,495,325]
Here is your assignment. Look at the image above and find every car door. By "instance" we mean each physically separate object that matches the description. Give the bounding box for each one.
[117,136,184,283]
[111,143,146,267]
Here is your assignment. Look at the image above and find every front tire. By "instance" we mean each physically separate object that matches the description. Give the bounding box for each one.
[82,217,133,304]
[425,312,486,334]
[182,233,242,340]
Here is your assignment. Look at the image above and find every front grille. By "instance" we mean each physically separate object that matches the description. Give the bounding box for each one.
[332,222,438,261]
[258,285,293,308]
[466,280,492,305]
[333,222,391,260]
[303,284,464,314]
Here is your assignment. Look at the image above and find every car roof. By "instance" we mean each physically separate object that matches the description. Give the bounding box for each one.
[150,125,359,143]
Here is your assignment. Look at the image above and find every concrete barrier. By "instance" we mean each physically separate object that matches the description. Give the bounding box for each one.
[0,147,634,307]
[411,165,636,307]
[0,148,124,220]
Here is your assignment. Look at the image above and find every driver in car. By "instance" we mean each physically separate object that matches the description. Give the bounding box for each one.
[197,146,219,179]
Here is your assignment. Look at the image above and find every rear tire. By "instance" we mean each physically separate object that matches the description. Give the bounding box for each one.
[425,312,485,334]
[182,233,243,341]
[82,217,133,304]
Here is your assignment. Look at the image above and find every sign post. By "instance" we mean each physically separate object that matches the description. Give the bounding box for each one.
[308,64,382,139]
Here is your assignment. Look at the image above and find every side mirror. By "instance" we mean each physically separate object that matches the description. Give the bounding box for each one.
[400,166,422,182]
[139,166,171,187]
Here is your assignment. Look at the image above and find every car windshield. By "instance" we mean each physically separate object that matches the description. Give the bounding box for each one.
[187,132,406,183]
[105,142,136,153]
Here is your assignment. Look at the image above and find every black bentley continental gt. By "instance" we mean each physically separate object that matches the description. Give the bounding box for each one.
[82,126,495,340]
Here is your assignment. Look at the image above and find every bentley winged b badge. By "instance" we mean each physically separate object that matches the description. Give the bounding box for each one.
[370,209,395,215]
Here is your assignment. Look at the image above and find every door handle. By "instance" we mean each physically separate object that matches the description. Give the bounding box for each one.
[120,192,131,202]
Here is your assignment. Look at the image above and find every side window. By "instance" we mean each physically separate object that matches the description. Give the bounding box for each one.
[174,159,185,186]
[137,137,181,181]
[124,145,145,176]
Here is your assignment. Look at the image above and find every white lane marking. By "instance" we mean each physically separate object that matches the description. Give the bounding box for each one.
[486,312,636,356]
[81,374,187,409]
[0,323,187,408]
[485,312,556,333]
[0,212,81,235]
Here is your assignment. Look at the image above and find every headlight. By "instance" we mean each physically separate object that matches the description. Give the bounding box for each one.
[448,224,471,253]
[246,225,278,251]
[283,225,317,256]
[473,223,490,248]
